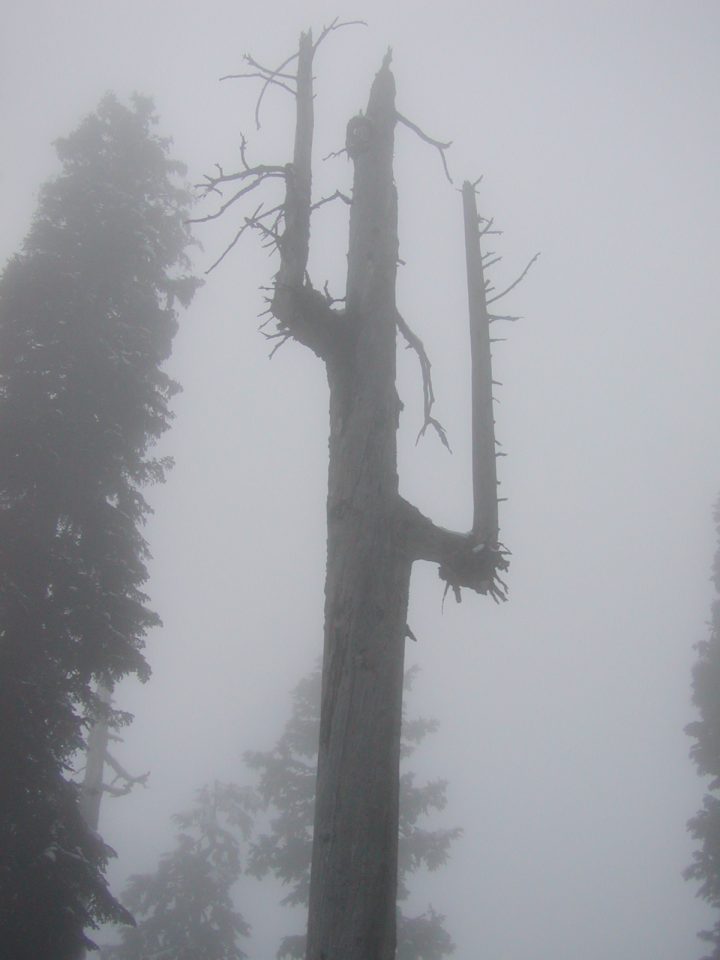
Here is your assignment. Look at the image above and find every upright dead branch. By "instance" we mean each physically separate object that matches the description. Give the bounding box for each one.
[463,180,499,547]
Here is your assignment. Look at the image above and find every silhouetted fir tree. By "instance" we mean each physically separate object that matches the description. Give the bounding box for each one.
[686,497,720,959]
[0,94,199,958]
[245,666,460,960]
[102,783,257,960]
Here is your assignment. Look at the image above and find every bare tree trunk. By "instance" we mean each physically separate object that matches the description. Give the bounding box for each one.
[79,685,111,832]
[305,59,406,960]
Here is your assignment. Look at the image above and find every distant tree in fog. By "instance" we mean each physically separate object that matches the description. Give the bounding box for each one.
[102,783,256,960]
[686,496,720,958]
[102,666,458,960]
[246,666,460,960]
[196,24,531,959]
[0,95,199,958]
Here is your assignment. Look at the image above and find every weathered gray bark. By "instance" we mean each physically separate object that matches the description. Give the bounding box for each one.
[307,57,408,960]
[304,56,505,960]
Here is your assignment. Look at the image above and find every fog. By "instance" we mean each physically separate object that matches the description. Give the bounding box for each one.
[3,2,720,957]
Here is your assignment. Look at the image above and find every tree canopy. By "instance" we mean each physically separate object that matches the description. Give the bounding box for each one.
[0,94,199,957]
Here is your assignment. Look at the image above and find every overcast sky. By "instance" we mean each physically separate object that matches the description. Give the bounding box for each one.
[3,2,720,958]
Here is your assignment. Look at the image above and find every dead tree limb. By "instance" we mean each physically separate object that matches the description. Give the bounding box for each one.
[395,309,450,449]
[463,180,499,546]
[396,111,453,183]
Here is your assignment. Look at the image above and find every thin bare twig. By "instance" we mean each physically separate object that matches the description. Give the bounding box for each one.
[323,147,348,161]
[313,17,368,52]
[220,71,296,97]
[204,202,285,274]
[223,47,302,130]
[395,111,453,184]
[396,310,450,450]
[196,161,286,192]
[486,252,540,305]
[262,332,291,358]
[236,54,296,80]
[190,169,285,225]
[311,189,352,212]
[478,216,503,238]
[205,222,253,274]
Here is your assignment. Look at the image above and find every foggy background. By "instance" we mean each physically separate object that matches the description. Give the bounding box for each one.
[3,2,719,957]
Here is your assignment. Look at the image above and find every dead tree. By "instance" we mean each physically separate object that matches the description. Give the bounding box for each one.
[197,25,533,960]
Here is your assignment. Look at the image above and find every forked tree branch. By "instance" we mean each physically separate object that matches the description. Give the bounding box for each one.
[190,164,286,225]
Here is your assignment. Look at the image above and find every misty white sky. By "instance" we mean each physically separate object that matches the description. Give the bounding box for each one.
[2,2,720,958]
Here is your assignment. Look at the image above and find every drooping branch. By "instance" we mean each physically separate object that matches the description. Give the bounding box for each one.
[395,309,449,449]
[396,111,453,184]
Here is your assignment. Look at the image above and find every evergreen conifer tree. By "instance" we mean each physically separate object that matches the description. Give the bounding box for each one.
[686,497,720,958]
[102,784,256,960]
[0,94,199,957]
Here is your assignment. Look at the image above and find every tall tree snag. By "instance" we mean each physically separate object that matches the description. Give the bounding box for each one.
[198,27,529,960]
